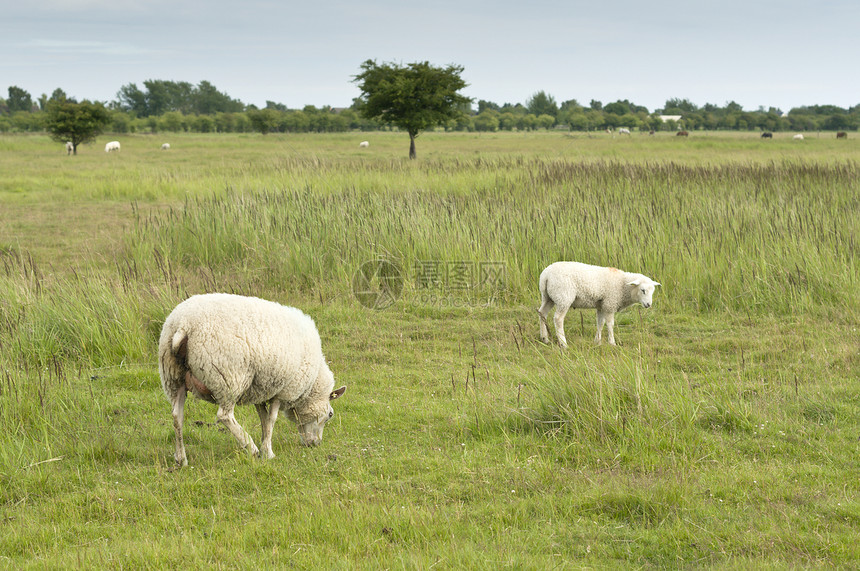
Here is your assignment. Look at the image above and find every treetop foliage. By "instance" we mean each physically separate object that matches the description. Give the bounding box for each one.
[352,59,472,157]
[1,76,859,135]
[352,60,471,135]
[116,80,244,117]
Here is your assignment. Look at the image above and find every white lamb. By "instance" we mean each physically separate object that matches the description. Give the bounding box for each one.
[105,141,121,152]
[793,134,804,140]
[161,143,170,150]
[65,141,73,155]
[159,293,346,466]
[538,261,661,348]
[359,141,370,148]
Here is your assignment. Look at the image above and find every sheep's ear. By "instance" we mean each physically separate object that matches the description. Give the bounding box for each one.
[627,279,641,286]
[653,281,661,287]
[330,386,346,400]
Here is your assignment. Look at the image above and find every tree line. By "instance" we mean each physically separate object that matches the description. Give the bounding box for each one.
[2,81,858,135]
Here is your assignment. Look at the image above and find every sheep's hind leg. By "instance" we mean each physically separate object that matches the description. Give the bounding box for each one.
[553,304,570,349]
[605,313,618,346]
[595,311,605,344]
[217,403,260,457]
[171,386,189,467]
[537,299,554,344]
[255,400,281,460]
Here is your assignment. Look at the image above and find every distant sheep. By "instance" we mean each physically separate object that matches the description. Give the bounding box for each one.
[676,131,689,137]
[538,261,661,348]
[159,293,346,466]
[105,141,121,152]
[65,141,73,155]
[836,132,847,139]
[761,132,773,139]
[359,141,370,148]
[618,128,631,135]
[161,143,170,150]
[793,134,804,140]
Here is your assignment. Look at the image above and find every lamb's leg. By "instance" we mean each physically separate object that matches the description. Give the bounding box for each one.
[595,311,605,344]
[255,399,281,460]
[537,299,554,344]
[605,313,617,346]
[217,403,260,456]
[171,386,188,467]
[553,304,570,349]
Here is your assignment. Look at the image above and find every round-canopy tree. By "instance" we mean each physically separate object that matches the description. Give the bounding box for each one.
[44,99,111,155]
[353,60,471,159]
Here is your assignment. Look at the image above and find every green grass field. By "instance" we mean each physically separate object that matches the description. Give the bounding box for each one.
[0,131,858,568]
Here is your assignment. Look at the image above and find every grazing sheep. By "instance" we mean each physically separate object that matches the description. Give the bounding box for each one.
[65,141,73,155]
[618,128,631,135]
[836,132,847,139]
[761,132,773,139]
[161,143,170,150]
[793,134,804,140]
[676,131,689,137]
[359,141,370,148]
[159,293,346,466]
[538,262,661,348]
[105,140,121,152]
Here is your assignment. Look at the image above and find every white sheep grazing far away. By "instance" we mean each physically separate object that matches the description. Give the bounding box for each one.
[538,261,661,348]
[65,141,73,155]
[793,134,804,140]
[359,141,370,148]
[161,143,170,150]
[105,141,121,152]
[159,293,346,466]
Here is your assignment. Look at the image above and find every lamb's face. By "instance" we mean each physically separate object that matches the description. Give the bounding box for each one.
[629,278,661,308]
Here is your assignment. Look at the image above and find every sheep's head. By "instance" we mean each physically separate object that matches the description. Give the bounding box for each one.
[285,386,346,447]
[628,277,661,309]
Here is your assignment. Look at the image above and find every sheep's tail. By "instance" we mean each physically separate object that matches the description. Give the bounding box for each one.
[159,327,189,400]
[170,330,189,362]
[537,268,551,310]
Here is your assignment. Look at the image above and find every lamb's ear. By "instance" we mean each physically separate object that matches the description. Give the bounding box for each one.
[653,281,661,287]
[330,386,346,400]
[627,279,642,286]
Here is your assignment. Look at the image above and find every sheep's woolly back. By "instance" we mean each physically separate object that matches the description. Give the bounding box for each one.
[540,262,627,311]
[541,262,645,313]
[159,293,330,411]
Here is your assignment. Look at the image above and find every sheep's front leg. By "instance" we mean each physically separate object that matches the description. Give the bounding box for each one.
[255,399,281,460]
[171,386,188,467]
[217,403,260,457]
[553,305,570,349]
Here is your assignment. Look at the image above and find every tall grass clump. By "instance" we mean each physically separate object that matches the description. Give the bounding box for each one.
[0,246,177,369]
[123,158,858,319]
[492,349,707,467]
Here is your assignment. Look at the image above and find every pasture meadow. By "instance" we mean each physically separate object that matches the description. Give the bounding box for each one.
[0,131,858,568]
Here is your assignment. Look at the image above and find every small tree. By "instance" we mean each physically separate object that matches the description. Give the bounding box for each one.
[44,100,111,154]
[526,91,558,118]
[7,86,34,112]
[353,60,471,159]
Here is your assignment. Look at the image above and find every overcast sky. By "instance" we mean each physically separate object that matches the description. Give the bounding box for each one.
[3,0,858,113]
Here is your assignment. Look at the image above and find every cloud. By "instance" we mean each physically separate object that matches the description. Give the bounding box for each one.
[23,39,156,57]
